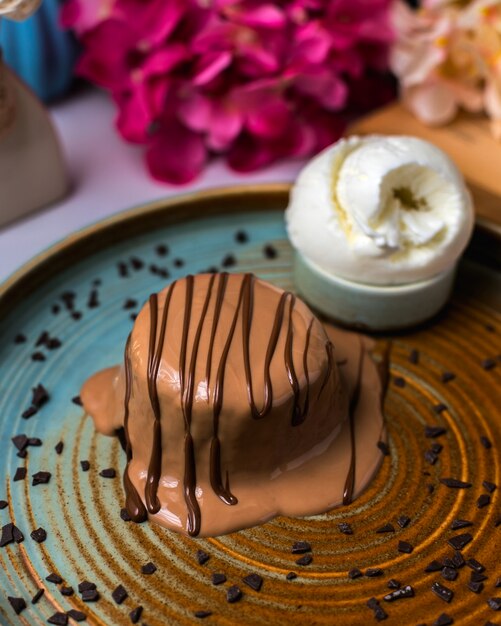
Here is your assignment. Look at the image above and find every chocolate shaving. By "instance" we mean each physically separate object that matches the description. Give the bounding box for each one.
[431,581,454,603]
[13,467,26,481]
[398,541,413,554]
[61,586,74,596]
[67,610,87,622]
[387,579,401,589]
[434,403,448,413]
[466,558,485,573]
[48,612,68,625]
[30,527,47,543]
[441,567,457,581]
[451,551,465,569]
[425,450,439,465]
[32,471,51,485]
[397,515,411,528]
[409,349,419,364]
[211,573,226,586]
[78,582,96,593]
[124,299,138,310]
[72,396,83,406]
[194,611,212,619]
[291,541,311,554]
[441,372,456,383]
[483,481,497,493]
[12,435,28,451]
[439,478,472,489]
[425,426,447,438]
[235,230,249,243]
[131,256,144,270]
[197,550,210,565]
[366,568,384,578]
[32,384,49,408]
[487,598,501,610]
[468,580,484,594]
[477,494,491,508]
[31,589,44,604]
[99,468,116,478]
[296,554,313,566]
[226,585,242,603]
[348,568,363,579]
[450,519,472,530]
[120,508,131,522]
[81,589,99,602]
[14,333,27,344]
[141,562,157,575]
[46,573,63,584]
[129,606,143,623]
[243,573,263,591]
[393,376,406,388]
[0,500,7,509]
[263,244,277,259]
[55,441,64,455]
[447,533,473,550]
[480,436,492,450]
[22,407,37,419]
[222,254,236,268]
[377,441,390,456]
[433,614,453,626]
[366,597,387,621]
[8,597,26,615]
[470,571,487,583]
[286,572,297,580]
[481,358,497,370]
[383,585,414,602]
[376,523,395,533]
[80,460,90,472]
[338,522,353,535]
[112,584,128,604]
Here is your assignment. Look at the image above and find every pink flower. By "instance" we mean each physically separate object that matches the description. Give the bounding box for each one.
[63,0,395,184]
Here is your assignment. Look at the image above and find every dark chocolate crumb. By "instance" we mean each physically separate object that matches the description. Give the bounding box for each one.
[397,515,411,528]
[383,585,414,602]
[13,467,26,481]
[222,254,236,268]
[470,571,487,583]
[61,586,74,596]
[466,558,485,573]
[22,406,38,419]
[447,533,473,551]
[409,349,419,364]
[48,612,68,625]
[197,550,210,565]
[77,581,96,593]
[1,523,24,546]
[12,434,28,451]
[427,483,435,494]
[432,581,454,603]
[480,435,492,449]
[366,597,387,621]
[393,376,406,388]
[112,584,128,604]
[14,333,27,344]
[35,331,50,347]
[55,441,64,455]
[66,609,86,622]
[243,573,263,591]
[425,426,447,438]
[468,581,484,594]
[81,589,99,602]
[99,468,116,479]
[450,519,472,530]
[226,585,242,603]
[398,541,413,554]
[434,403,448,413]
[120,508,131,522]
[32,384,49,408]
[46,573,63,584]
[155,245,169,257]
[130,256,144,270]
[8,596,26,615]
[433,614,453,626]
[441,567,458,581]
[425,450,439,465]
[366,568,384,578]
[483,481,497,493]
[28,437,42,447]
[52,305,60,315]
[173,258,184,268]
[194,611,212,619]
[376,523,395,533]
[118,262,129,278]
[123,298,137,310]
[482,358,497,370]
[130,313,138,321]
[496,578,501,588]
[487,597,501,611]
[451,551,465,569]
[0,500,7,509]
[291,541,311,554]
[477,494,491,508]
[46,336,61,349]
[129,606,143,623]
[296,554,313,566]
[32,471,51,486]
[440,478,472,489]
[338,522,353,535]
[141,562,157,575]
[32,352,46,361]
[442,558,456,569]
[30,527,47,543]
[80,460,90,472]
[387,579,401,589]
[71,312,82,321]
[87,290,99,308]
[31,588,44,604]
[441,372,456,383]
[235,230,249,243]
[377,441,390,456]
[431,443,443,454]
[72,396,83,406]
[211,573,226,586]
[263,244,277,259]
[16,449,27,459]
[348,568,363,579]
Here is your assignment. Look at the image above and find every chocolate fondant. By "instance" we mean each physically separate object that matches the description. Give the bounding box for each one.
[81,273,386,537]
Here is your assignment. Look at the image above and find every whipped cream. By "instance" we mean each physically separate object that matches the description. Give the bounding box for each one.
[286,135,474,285]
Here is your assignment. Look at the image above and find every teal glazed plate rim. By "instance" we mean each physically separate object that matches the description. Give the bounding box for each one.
[0,185,500,626]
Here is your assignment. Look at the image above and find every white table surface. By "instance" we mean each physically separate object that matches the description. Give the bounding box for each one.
[0,89,304,284]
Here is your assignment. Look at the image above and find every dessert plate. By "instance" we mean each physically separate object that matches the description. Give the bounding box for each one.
[0,185,500,626]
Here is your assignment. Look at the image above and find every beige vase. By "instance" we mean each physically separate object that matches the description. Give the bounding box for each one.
[0,54,68,228]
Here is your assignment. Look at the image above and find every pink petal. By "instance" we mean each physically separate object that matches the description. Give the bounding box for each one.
[177,92,213,132]
[246,99,291,139]
[146,120,207,185]
[193,50,232,86]
[116,0,186,48]
[207,104,243,151]
[116,87,152,143]
[295,71,348,110]
[236,44,280,76]
[402,82,457,125]
[227,4,286,29]
[141,44,187,77]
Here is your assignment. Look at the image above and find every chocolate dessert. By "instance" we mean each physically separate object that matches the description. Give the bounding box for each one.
[81,273,387,537]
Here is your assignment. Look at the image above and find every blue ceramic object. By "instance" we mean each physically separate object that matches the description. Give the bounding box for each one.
[0,0,78,102]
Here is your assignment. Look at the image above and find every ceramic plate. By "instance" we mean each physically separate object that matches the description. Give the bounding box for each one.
[0,186,500,626]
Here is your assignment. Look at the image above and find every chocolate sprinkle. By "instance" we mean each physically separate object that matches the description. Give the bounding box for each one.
[480,436,492,450]
[286,572,297,580]
[432,582,454,603]
[383,585,414,601]
[212,573,226,585]
[447,533,473,550]
[366,568,384,578]
[141,562,157,575]
[377,440,390,456]
[81,589,100,602]
[477,494,491,508]
[441,567,458,581]
[226,585,242,603]
[439,478,472,489]
[397,515,411,528]
[338,522,353,535]
[450,519,472,530]
[48,613,68,625]
[243,573,263,591]
[8,596,26,615]
[398,541,413,554]
[197,550,210,565]
[441,372,456,383]
[31,589,44,604]
[55,441,64,455]
[66,610,86,622]
[433,614,453,626]
[291,541,311,554]
[129,606,143,623]
[13,467,26,481]
[32,471,51,485]
[483,481,497,493]
[99,468,116,478]
[194,611,212,619]
[296,554,313,566]
[348,568,363,579]
[80,460,90,472]
[112,584,128,604]
[376,523,395,533]
[30,527,47,543]
[487,598,501,610]
[46,573,63,584]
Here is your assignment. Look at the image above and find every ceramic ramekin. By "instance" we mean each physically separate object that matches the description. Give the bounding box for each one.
[294,252,456,331]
